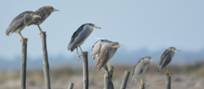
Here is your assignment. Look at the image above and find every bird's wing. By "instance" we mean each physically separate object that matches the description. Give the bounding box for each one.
[92,40,102,60]
[96,45,111,70]
[132,58,143,74]
[160,52,173,68]
[69,25,84,44]
[6,11,33,35]
[132,62,144,80]
[159,49,171,65]
[132,63,138,78]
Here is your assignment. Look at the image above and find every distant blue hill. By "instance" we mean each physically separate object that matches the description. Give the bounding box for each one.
[0,48,203,70]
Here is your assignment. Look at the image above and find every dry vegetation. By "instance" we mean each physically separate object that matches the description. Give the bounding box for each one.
[0,63,204,89]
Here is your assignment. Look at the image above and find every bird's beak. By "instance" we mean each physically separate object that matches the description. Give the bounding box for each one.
[176,49,181,53]
[94,26,102,29]
[54,8,59,12]
[112,44,120,48]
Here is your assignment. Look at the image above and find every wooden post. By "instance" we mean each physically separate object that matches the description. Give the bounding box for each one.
[40,31,51,89]
[166,73,171,89]
[21,38,28,89]
[120,71,130,89]
[139,79,145,89]
[104,65,114,89]
[82,52,89,89]
[68,82,74,89]
[104,71,109,89]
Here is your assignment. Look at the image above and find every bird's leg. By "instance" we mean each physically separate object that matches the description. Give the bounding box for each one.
[76,47,81,58]
[79,46,84,53]
[18,32,26,41]
[37,25,43,33]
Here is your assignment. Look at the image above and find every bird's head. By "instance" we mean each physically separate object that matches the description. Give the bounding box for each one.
[39,5,59,13]
[141,56,152,65]
[84,23,101,31]
[111,42,120,49]
[169,47,176,52]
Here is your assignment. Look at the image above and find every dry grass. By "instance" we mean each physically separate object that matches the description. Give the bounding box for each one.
[0,64,204,89]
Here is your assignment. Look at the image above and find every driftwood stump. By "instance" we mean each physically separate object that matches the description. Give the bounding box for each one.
[21,38,28,89]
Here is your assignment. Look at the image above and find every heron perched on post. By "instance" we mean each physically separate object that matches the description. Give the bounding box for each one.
[6,11,41,39]
[33,5,58,89]
[68,23,101,54]
[34,5,58,32]
[92,39,120,70]
[132,56,152,80]
[132,56,152,87]
[6,10,41,89]
[158,47,176,75]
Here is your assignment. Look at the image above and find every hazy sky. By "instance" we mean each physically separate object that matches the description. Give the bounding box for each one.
[0,0,204,59]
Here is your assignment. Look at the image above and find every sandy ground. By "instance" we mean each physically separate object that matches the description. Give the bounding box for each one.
[1,73,204,89]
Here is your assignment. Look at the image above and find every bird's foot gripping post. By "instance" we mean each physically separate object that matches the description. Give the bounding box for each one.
[104,65,114,89]
[165,69,173,76]
[81,51,89,89]
[40,31,51,89]
[21,38,28,89]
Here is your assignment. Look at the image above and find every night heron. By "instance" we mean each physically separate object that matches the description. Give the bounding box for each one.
[68,23,101,54]
[158,47,176,74]
[158,47,176,75]
[132,56,152,85]
[6,11,41,39]
[92,39,120,70]
[34,5,58,32]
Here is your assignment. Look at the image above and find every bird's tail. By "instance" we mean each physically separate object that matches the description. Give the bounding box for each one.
[157,65,162,72]
[5,28,11,36]
[67,43,74,52]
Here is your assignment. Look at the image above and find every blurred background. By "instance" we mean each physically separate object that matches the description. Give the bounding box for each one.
[0,0,204,89]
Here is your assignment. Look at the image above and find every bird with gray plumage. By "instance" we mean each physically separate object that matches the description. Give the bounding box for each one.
[34,5,58,32]
[92,39,120,70]
[158,47,176,71]
[132,56,152,81]
[68,23,101,53]
[6,11,41,39]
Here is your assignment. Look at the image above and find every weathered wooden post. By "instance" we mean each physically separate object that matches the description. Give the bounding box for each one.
[21,38,28,89]
[166,73,171,89]
[82,51,89,89]
[39,28,51,89]
[104,65,114,89]
[120,71,130,89]
[139,79,145,89]
[68,82,74,89]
